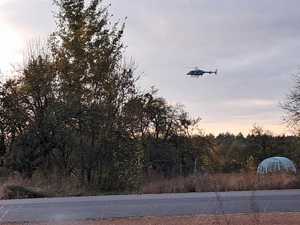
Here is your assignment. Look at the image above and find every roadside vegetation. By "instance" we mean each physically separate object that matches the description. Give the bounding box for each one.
[0,172,299,199]
[142,172,300,194]
[1,0,300,199]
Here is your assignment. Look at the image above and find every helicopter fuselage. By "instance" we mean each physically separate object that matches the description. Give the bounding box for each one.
[187,69,217,77]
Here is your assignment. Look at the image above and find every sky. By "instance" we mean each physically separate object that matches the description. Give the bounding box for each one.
[0,0,300,135]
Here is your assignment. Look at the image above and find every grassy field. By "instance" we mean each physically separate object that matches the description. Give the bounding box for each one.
[1,172,299,199]
[3,213,300,225]
[142,172,300,194]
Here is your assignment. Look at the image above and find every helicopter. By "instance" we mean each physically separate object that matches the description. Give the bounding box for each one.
[187,67,218,77]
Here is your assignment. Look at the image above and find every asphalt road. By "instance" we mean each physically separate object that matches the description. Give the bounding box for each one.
[0,190,300,223]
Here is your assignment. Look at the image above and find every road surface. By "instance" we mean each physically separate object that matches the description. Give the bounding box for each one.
[0,190,300,223]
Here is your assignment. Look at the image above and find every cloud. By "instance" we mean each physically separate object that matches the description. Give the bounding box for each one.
[0,0,54,36]
[108,0,300,134]
[1,0,300,134]
[0,0,55,74]
[223,98,276,108]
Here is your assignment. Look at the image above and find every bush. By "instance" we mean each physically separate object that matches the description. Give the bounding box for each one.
[1,185,47,199]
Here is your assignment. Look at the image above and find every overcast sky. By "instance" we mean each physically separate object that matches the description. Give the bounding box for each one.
[1,0,299,135]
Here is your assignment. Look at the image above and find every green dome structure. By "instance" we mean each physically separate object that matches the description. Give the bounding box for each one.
[257,157,296,174]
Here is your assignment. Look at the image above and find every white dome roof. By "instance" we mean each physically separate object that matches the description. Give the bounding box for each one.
[257,157,296,174]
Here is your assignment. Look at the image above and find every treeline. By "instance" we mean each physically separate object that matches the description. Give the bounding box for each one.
[143,126,300,176]
[0,0,299,193]
[0,0,197,191]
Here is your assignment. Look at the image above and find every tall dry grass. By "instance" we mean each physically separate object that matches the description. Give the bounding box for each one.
[1,172,299,199]
[142,173,300,194]
[0,173,87,199]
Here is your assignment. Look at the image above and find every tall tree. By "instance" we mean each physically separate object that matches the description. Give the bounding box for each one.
[50,0,141,189]
[283,75,300,130]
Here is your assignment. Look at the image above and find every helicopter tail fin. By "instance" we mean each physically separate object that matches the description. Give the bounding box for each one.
[214,69,218,75]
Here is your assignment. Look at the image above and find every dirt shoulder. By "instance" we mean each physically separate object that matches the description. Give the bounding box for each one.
[4,213,300,225]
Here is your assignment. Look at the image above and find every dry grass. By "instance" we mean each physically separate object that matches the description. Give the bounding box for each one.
[0,174,87,199]
[0,172,299,199]
[0,175,33,199]
[3,213,300,225]
[142,173,300,194]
